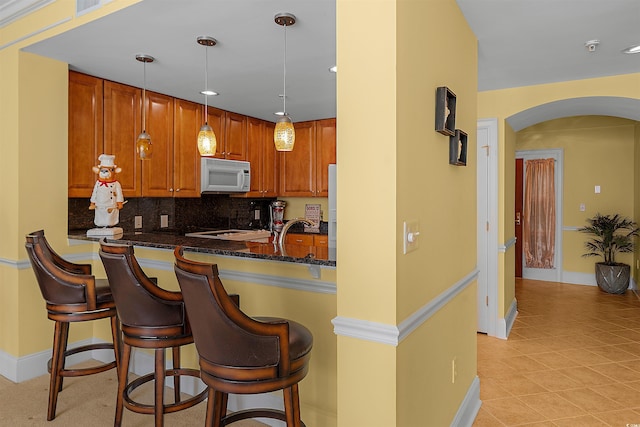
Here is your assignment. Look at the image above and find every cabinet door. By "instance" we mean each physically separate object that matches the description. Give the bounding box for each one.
[173,99,203,197]
[103,81,141,197]
[245,117,264,196]
[68,72,103,198]
[245,118,278,197]
[315,118,336,197]
[262,121,278,197]
[279,121,316,196]
[285,233,314,246]
[224,112,247,160]
[314,234,329,247]
[141,91,174,197]
[203,106,226,159]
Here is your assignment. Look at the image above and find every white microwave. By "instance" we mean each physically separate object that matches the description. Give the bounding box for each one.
[200,158,250,193]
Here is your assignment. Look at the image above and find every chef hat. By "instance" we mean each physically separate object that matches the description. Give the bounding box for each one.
[98,154,117,168]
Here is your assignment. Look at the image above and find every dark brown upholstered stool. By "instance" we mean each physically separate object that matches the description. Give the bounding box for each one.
[173,246,313,427]
[99,240,206,427]
[24,230,121,421]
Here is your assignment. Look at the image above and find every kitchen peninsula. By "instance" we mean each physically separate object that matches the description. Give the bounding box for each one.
[68,229,335,267]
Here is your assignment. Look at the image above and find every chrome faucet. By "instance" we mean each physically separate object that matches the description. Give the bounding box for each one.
[278,218,317,248]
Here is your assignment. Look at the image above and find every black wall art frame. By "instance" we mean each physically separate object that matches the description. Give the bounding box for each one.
[449,129,467,166]
[435,86,456,136]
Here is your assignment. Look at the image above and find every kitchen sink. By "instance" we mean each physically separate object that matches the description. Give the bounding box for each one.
[185,229,271,242]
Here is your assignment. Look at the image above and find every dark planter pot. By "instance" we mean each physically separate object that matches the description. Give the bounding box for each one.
[595,262,631,294]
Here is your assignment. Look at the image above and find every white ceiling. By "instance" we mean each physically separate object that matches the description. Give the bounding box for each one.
[14,0,640,126]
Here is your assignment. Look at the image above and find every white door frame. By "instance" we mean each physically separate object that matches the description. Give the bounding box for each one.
[515,149,564,283]
[477,118,498,336]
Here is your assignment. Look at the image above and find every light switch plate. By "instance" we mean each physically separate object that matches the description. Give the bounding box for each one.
[160,215,168,228]
[134,216,143,229]
[403,220,420,254]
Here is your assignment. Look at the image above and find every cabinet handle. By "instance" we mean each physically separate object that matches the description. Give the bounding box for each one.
[169,188,173,192]
[176,188,180,192]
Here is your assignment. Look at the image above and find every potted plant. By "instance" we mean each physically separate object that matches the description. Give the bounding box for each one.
[579,213,639,294]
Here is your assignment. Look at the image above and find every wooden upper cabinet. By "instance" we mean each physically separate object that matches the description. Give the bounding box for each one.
[140,92,174,197]
[279,121,316,197]
[68,72,103,198]
[173,99,203,197]
[263,121,277,197]
[204,106,226,159]
[103,80,141,198]
[222,112,247,160]
[278,119,336,197]
[315,118,337,197]
[244,118,277,198]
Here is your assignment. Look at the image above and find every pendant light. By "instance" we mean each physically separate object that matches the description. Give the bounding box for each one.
[135,54,154,160]
[274,13,296,151]
[197,36,218,156]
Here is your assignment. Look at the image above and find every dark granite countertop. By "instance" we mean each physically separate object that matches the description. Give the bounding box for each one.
[68,230,336,267]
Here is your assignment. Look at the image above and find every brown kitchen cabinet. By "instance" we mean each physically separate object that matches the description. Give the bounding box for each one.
[103,80,142,198]
[68,72,103,198]
[172,99,205,197]
[278,118,336,197]
[242,117,278,197]
[284,233,314,246]
[285,233,328,247]
[140,91,175,197]
[314,118,337,197]
[214,111,247,160]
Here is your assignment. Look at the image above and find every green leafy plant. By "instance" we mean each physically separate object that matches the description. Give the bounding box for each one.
[579,213,639,265]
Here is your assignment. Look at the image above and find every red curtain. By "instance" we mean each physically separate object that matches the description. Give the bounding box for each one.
[523,158,555,269]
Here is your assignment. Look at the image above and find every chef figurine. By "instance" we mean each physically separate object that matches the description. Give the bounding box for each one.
[88,154,124,232]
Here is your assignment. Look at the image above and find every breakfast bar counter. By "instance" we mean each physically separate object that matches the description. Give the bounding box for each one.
[68,230,336,267]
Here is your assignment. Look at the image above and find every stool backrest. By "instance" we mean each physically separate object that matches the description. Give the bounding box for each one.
[174,247,288,376]
[25,230,93,306]
[100,241,184,329]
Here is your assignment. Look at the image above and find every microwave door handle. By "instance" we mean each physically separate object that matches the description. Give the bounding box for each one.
[239,171,245,189]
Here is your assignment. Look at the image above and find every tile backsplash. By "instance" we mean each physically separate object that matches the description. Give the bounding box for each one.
[69,195,275,233]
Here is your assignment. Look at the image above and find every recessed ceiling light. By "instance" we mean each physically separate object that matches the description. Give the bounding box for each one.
[201,90,218,96]
[329,65,337,73]
[622,44,640,54]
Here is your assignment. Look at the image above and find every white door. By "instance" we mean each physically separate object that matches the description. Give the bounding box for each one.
[476,119,498,335]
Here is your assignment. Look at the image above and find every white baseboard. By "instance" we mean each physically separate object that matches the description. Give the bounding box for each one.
[495,298,518,340]
[0,338,109,383]
[451,376,481,427]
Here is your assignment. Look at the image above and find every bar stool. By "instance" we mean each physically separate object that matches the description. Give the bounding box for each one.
[173,246,313,427]
[99,240,206,426]
[24,230,121,421]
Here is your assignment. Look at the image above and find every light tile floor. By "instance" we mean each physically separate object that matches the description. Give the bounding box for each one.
[474,279,640,426]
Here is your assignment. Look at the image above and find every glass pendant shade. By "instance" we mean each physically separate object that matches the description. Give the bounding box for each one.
[274,13,296,152]
[197,123,217,156]
[136,131,152,160]
[274,115,295,151]
[136,54,154,160]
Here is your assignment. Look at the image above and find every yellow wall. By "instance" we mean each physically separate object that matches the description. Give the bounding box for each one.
[336,0,477,425]
[517,116,637,275]
[479,75,640,302]
[636,124,640,278]
[3,0,480,425]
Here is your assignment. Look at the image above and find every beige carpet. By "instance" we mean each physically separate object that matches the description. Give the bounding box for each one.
[0,362,268,426]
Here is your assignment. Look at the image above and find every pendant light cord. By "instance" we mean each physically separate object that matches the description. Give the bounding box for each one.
[283,22,287,115]
[204,45,209,121]
[142,60,147,132]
